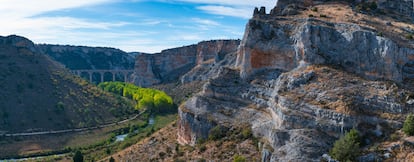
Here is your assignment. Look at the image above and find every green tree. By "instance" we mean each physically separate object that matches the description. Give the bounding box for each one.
[109,156,115,162]
[98,82,173,113]
[330,129,360,162]
[73,150,84,162]
[403,114,414,136]
[233,155,246,162]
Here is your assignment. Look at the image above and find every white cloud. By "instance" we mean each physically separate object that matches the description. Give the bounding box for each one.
[175,0,277,18]
[0,0,114,19]
[197,5,252,19]
[192,18,220,26]
[174,0,276,8]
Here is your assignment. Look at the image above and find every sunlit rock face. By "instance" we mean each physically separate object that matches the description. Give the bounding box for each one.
[132,40,239,87]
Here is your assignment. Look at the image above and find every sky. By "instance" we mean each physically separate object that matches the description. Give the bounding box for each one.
[0,0,276,53]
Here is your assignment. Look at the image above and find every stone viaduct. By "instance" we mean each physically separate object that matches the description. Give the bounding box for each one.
[70,70,134,83]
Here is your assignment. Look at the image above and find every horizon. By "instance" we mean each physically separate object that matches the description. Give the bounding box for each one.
[0,0,276,53]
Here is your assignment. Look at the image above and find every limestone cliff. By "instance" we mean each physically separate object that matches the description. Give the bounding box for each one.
[178,1,414,161]
[37,44,135,70]
[132,40,240,87]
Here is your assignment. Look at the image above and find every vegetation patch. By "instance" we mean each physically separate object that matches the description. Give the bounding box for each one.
[99,82,174,113]
[330,129,361,162]
[403,114,414,136]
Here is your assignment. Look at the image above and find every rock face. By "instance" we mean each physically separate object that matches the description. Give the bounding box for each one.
[178,1,414,161]
[378,0,414,20]
[132,40,240,87]
[236,17,414,83]
[37,44,135,70]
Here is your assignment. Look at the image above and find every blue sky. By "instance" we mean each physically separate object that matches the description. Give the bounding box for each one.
[0,0,276,53]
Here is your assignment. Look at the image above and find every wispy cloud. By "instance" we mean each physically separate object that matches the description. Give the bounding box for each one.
[175,0,276,18]
[192,18,220,26]
[0,0,114,18]
[0,0,270,53]
[197,6,252,19]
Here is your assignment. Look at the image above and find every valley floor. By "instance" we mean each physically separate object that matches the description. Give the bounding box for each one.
[103,122,260,162]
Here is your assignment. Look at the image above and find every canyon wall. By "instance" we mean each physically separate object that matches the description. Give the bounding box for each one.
[132,40,240,87]
[37,44,135,70]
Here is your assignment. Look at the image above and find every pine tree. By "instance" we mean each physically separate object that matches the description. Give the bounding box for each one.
[330,129,360,161]
[403,114,414,136]
[73,150,84,162]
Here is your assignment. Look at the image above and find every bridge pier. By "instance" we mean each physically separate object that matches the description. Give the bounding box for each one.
[100,72,104,83]
[122,72,128,82]
[88,72,93,82]
[112,73,115,81]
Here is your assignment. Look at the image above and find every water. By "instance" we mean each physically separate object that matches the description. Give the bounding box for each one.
[115,134,128,142]
[149,116,155,125]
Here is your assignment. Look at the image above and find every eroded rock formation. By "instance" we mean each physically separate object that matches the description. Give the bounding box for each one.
[177,1,414,161]
[132,40,240,87]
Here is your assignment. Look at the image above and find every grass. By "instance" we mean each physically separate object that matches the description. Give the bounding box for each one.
[0,111,177,161]
[80,112,177,161]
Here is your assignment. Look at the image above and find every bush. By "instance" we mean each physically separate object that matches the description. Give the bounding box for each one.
[73,150,84,162]
[403,114,414,136]
[109,157,115,162]
[199,145,207,152]
[241,127,253,139]
[330,129,360,162]
[405,34,413,40]
[208,125,227,140]
[233,155,246,162]
[311,7,318,12]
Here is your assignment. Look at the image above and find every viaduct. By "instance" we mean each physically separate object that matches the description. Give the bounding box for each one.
[70,70,134,83]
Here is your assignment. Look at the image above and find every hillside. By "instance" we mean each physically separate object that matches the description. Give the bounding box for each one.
[0,35,136,133]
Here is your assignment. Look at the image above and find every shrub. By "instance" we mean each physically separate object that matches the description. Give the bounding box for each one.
[241,127,253,139]
[377,32,383,37]
[390,133,400,141]
[320,14,327,18]
[73,150,84,162]
[403,114,414,136]
[405,34,413,40]
[109,157,115,162]
[311,7,318,12]
[330,129,360,162]
[199,145,207,152]
[308,14,314,17]
[233,155,246,162]
[208,125,227,140]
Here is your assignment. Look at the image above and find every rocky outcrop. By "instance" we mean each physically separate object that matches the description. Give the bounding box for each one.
[37,44,135,70]
[236,17,414,83]
[132,40,240,87]
[378,0,414,20]
[178,1,414,161]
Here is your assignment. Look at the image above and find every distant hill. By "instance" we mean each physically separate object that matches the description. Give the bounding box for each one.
[37,44,135,70]
[0,35,136,133]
